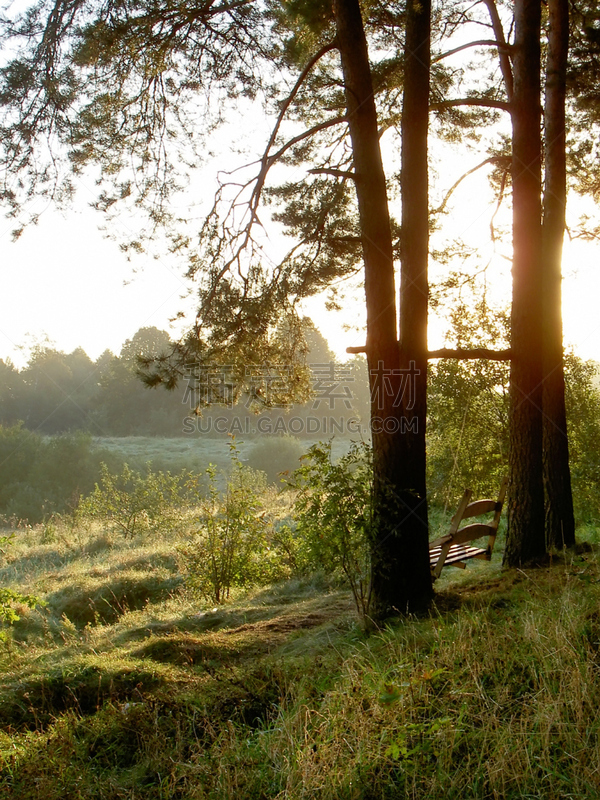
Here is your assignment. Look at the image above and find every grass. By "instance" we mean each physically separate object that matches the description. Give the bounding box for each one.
[1,514,600,798]
[93,436,245,475]
[93,435,355,482]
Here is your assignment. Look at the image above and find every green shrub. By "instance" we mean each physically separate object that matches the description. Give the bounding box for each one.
[0,425,105,523]
[0,535,44,641]
[80,463,200,538]
[268,520,312,577]
[565,356,600,523]
[289,440,372,619]
[181,439,290,603]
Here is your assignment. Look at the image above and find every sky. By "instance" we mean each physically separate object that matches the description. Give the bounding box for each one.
[2,0,600,371]
[1,76,599,369]
[1,187,600,369]
[1,0,599,379]
[561,235,600,362]
[0,202,195,367]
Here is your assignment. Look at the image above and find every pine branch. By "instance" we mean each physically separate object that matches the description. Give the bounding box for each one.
[433,39,512,63]
[249,41,340,217]
[346,345,513,361]
[307,168,355,180]
[482,0,514,101]
[434,155,511,214]
[428,347,512,360]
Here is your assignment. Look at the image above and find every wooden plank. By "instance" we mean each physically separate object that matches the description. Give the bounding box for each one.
[461,499,501,520]
[429,533,453,548]
[429,545,487,565]
[446,546,487,562]
[448,490,473,535]
[448,522,494,546]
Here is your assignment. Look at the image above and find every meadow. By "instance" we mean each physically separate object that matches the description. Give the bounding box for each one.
[92,435,355,477]
[0,439,600,799]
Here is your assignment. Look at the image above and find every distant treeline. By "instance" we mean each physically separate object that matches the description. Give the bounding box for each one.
[0,326,369,438]
[2,324,600,526]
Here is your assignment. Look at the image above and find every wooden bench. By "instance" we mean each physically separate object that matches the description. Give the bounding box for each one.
[429,477,508,580]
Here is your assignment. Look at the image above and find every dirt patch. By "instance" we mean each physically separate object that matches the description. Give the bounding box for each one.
[225,610,330,635]
[135,597,354,666]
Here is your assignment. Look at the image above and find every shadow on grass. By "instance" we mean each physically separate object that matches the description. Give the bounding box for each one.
[46,575,185,627]
[0,663,165,731]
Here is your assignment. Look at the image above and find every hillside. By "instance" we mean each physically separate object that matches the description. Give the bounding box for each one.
[1,517,599,799]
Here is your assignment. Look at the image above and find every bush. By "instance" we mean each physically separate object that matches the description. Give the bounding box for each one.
[181,441,268,603]
[0,534,43,641]
[565,355,600,523]
[80,463,200,538]
[181,439,296,603]
[289,440,372,619]
[248,435,306,484]
[0,425,104,523]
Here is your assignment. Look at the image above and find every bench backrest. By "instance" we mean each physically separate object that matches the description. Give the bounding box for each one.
[451,475,508,552]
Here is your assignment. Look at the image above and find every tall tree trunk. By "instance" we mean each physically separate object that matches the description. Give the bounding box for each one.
[397,0,432,589]
[333,0,433,616]
[504,0,546,566]
[542,0,576,549]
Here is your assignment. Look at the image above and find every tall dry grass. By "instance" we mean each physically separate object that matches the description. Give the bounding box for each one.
[1,510,600,798]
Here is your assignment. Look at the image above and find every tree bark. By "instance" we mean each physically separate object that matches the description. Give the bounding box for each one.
[504,0,546,566]
[396,0,433,600]
[542,0,576,549]
[333,0,433,617]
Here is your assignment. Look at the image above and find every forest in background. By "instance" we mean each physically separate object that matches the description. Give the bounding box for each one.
[0,324,367,438]
[1,317,599,527]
